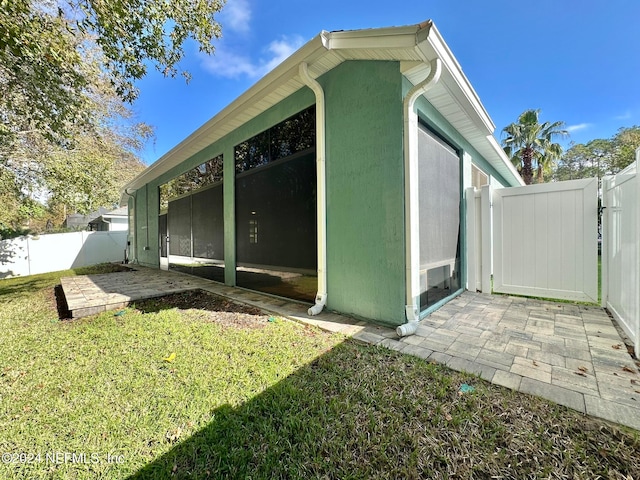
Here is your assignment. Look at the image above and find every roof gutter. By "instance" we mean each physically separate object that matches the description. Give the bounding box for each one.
[121,36,328,194]
[398,57,442,337]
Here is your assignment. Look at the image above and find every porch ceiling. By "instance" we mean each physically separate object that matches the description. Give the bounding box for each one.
[122,20,523,200]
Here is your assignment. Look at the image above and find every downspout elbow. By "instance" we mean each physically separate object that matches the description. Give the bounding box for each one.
[403,58,442,109]
[299,61,328,317]
[396,320,419,337]
[308,293,327,316]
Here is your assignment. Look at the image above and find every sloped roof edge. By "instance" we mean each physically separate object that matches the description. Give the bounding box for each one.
[121,20,522,203]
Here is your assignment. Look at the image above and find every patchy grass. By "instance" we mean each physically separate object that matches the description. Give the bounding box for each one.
[0,266,639,479]
[0,267,341,479]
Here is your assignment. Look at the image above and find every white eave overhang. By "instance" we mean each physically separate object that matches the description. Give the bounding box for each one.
[122,20,523,201]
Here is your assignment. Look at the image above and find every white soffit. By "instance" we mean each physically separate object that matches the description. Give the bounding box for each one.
[122,21,522,197]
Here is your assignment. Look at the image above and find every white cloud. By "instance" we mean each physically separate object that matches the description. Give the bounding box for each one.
[202,0,305,80]
[614,111,632,121]
[201,47,257,78]
[202,35,305,79]
[566,123,592,133]
[219,0,251,33]
[262,36,305,72]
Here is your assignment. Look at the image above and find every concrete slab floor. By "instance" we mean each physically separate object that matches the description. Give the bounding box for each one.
[60,267,640,431]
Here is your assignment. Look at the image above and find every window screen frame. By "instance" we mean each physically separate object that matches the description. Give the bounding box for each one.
[416,117,466,318]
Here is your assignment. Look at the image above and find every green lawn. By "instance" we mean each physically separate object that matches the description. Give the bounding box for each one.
[1,265,639,479]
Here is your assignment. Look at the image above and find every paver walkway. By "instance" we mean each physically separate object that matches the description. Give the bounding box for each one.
[61,268,213,317]
[351,293,640,431]
[61,266,640,430]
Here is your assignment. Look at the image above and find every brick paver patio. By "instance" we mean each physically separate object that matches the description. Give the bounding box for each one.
[61,268,213,318]
[61,266,640,431]
[352,292,640,431]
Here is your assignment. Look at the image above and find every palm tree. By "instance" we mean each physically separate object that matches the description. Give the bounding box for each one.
[502,110,568,185]
[535,141,563,183]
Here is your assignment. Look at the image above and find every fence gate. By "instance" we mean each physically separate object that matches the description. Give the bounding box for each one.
[602,162,639,355]
[491,178,598,302]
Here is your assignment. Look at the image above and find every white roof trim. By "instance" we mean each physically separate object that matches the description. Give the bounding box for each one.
[122,20,523,200]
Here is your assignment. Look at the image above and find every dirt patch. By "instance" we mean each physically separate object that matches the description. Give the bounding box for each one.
[136,290,271,329]
[75,262,135,275]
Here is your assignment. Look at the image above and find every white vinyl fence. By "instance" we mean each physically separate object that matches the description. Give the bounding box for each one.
[467,179,599,303]
[468,161,640,355]
[465,184,492,294]
[602,156,640,355]
[492,178,598,302]
[0,231,128,278]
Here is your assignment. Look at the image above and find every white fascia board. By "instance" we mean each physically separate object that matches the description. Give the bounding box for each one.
[124,24,428,194]
[123,35,328,192]
[485,135,525,186]
[123,20,520,196]
[413,25,523,187]
[322,24,424,50]
[417,25,495,134]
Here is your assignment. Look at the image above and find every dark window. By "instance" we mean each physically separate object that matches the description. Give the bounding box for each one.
[192,185,224,259]
[235,106,315,174]
[235,152,317,271]
[159,154,223,210]
[234,106,317,302]
[160,154,225,283]
[167,195,192,257]
[159,213,168,257]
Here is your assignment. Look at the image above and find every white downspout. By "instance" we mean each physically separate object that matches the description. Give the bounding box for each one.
[299,62,328,316]
[397,58,442,337]
[123,188,138,264]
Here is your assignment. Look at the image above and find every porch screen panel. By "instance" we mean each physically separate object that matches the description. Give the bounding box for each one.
[235,151,317,270]
[159,213,168,257]
[417,124,461,311]
[168,195,191,257]
[191,184,224,260]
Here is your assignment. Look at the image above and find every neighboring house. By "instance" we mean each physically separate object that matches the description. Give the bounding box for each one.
[88,206,129,232]
[121,21,524,330]
[64,207,109,230]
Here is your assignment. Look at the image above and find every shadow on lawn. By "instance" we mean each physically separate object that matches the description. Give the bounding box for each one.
[0,276,60,299]
[126,342,451,480]
[126,341,640,480]
[0,263,130,301]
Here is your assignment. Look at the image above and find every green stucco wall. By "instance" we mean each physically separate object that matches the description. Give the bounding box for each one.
[320,61,406,326]
[131,59,515,327]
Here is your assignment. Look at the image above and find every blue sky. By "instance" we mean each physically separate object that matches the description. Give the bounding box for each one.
[133,0,640,164]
